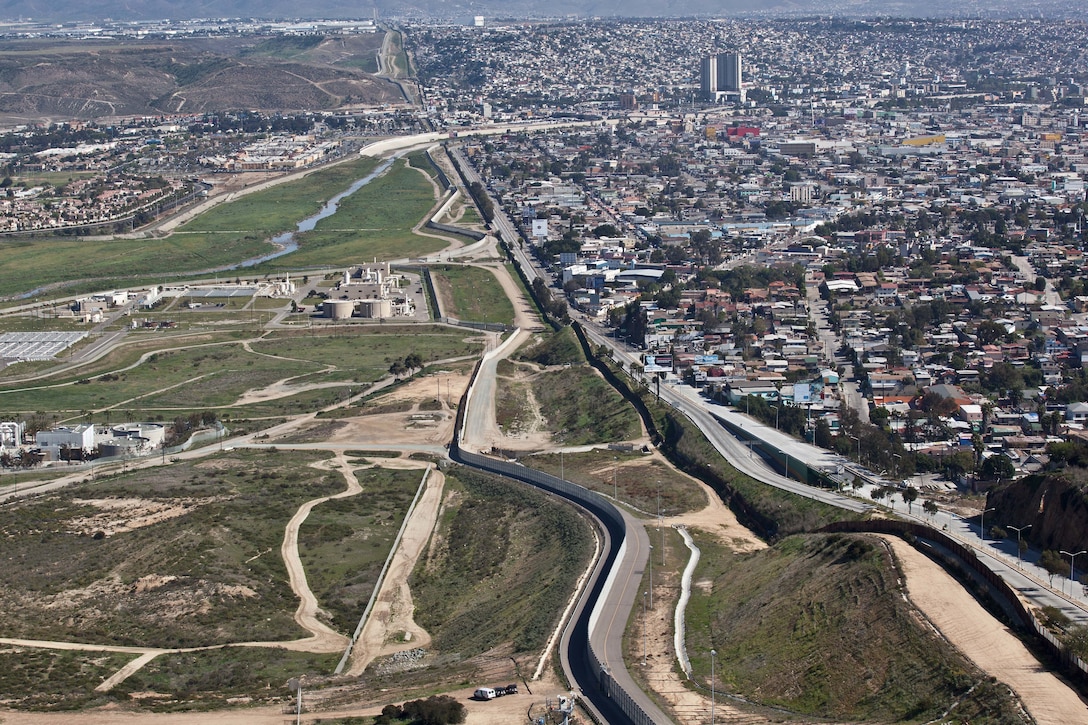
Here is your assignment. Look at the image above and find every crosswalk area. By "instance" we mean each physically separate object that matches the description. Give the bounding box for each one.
[0,332,87,361]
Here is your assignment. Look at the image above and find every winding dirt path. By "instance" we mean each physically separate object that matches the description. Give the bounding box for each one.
[277,453,358,654]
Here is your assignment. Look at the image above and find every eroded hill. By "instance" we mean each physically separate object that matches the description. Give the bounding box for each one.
[0,34,402,123]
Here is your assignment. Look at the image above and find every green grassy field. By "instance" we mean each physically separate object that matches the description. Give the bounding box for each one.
[262,157,445,269]
[0,326,480,418]
[0,449,344,648]
[530,367,642,445]
[430,264,514,325]
[179,156,381,235]
[0,155,382,302]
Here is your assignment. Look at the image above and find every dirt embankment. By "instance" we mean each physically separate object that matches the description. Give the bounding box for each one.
[888,537,1088,725]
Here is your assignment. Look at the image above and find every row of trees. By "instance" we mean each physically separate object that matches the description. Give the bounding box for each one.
[467,181,494,222]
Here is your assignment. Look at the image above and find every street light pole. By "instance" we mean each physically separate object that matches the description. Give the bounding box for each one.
[1008,524,1031,568]
[1062,550,1087,595]
[642,591,648,665]
[981,506,995,541]
[613,457,618,501]
[648,544,653,609]
[849,434,860,463]
[710,649,717,725]
[769,404,779,430]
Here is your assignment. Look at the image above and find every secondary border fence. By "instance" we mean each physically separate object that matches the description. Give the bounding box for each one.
[819,519,1088,690]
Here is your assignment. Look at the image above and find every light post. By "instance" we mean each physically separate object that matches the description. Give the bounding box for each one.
[1008,524,1031,568]
[613,457,618,502]
[769,404,779,430]
[892,452,902,479]
[642,591,648,665]
[980,506,995,541]
[648,544,653,609]
[1062,550,1087,595]
[710,649,717,725]
[848,434,860,463]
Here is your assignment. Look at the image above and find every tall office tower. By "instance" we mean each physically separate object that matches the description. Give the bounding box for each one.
[720,51,742,92]
[701,52,743,100]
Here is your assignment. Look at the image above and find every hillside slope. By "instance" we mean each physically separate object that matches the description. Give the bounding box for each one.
[686,533,1028,722]
[0,35,401,121]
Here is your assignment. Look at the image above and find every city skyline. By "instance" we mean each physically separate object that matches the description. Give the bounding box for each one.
[2,0,1087,24]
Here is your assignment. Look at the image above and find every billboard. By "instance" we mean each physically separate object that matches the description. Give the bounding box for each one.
[531,219,548,238]
[793,383,812,405]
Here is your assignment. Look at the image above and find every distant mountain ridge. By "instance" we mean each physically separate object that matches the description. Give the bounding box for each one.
[1,0,1084,23]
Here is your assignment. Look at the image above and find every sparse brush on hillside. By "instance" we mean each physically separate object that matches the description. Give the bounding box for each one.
[687,533,1029,723]
[410,467,592,656]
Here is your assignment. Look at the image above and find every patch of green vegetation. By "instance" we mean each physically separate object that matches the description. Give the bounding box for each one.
[411,467,592,655]
[530,367,641,445]
[0,449,344,648]
[114,647,339,711]
[169,58,233,85]
[516,327,583,366]
[494,378,532,435]
[455,203,482,227]
[182,156,380,235]
[0,341,321,413]
[429,265,513,325]
[0,647,130,711]
[685,533,1027,723]
[340,55,379,73]
[265,159,445,268]
[299,467,423,632]
[0,157,393,301]
[386,31,410,78]
[0,326,478,419]
[0,332,246,384]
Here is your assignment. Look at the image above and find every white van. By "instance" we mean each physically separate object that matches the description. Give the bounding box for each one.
[473,687,497,701]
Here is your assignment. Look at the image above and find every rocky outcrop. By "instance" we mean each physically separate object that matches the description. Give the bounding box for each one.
[987,473,1088,553]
